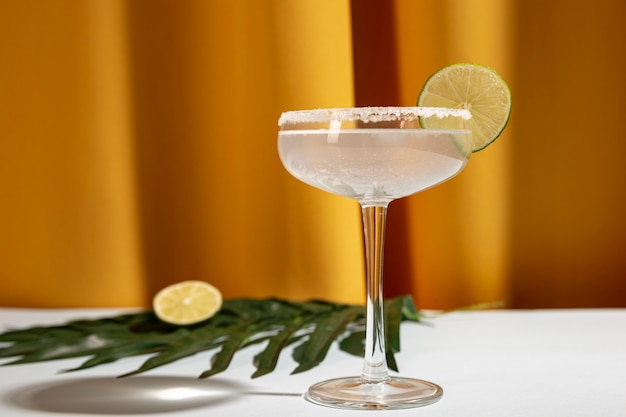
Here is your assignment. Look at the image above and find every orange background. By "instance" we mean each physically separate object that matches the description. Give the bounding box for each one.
[1,0,625,309]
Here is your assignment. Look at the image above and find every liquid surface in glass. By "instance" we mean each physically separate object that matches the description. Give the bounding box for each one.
[278,128,471,206]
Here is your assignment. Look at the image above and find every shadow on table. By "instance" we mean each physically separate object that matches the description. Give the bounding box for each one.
[4,375,302,414]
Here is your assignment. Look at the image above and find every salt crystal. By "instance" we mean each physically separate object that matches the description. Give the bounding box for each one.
[278,106,471,126]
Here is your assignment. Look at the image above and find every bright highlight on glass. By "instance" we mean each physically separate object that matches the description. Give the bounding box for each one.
[277,106,472,410]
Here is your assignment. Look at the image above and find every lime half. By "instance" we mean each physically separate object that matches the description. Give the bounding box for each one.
[153,280,223,325]
[417,63,511,152]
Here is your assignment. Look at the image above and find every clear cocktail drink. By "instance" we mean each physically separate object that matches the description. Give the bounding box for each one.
[279,128,470,207]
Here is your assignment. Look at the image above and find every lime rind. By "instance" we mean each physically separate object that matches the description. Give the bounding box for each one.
[417,63,511,152]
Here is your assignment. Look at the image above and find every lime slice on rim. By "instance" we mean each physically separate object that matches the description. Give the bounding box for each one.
[417,63,511,152]
[153,280,223,325]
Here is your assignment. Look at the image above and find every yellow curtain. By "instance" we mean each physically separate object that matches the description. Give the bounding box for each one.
[508,0,626,307]
[0,0,363,307]
[392,0,514,308]
[0,0,145,306]
[349,0,513,309]
[1,0,625,309]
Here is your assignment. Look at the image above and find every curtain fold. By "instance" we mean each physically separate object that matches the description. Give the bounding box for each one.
[0,0,364,307]
[417,0,512,309]
[0,0,144,307]
[510,0,626,307]
[353,0,514,309]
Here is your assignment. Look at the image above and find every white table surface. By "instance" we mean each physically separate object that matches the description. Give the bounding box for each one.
[1,308,625,416]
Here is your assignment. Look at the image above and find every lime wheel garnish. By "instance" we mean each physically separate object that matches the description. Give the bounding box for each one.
[418,63,512,152]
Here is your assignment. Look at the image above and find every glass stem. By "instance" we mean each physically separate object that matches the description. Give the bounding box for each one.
[360,204,390,383]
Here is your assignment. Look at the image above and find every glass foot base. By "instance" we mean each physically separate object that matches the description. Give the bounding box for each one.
[303,376,443,410]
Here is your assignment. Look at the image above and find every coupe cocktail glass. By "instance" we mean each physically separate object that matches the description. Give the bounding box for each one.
[277,107,472,410]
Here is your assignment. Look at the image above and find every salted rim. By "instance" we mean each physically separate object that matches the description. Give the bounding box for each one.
[278,106,471,126]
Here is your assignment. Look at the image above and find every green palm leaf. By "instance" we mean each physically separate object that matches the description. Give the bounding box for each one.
[0,295,423,378]
[291,305,362,374]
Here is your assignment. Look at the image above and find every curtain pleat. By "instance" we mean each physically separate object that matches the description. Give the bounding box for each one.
[0,0,144,307]
[0,0,363,307]
[352,0,514,309]
[418,0,513,309]
[510,0,626,307]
